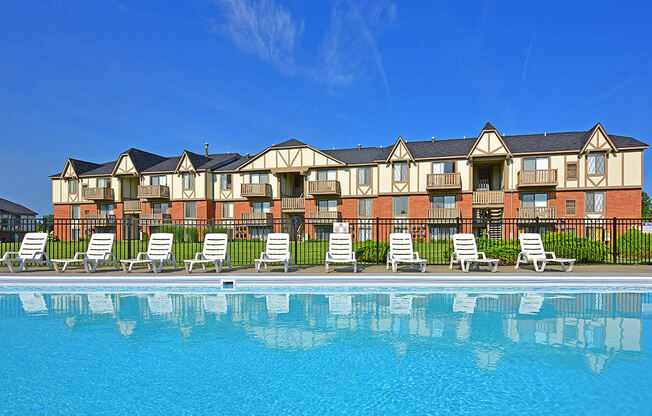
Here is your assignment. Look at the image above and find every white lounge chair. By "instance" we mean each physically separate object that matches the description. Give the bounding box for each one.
[386,233,426,272]
[515,233,575,272]
[183,233,231,273]
[449,233,498,272]
[254,233,292,272]
[325,233,357,273]
[1,232,52,272]
[52,233,118,273]
[120,233,177,273]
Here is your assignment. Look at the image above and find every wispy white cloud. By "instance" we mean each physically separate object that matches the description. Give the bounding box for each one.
[521,34,535,83]
[213,0,304,73]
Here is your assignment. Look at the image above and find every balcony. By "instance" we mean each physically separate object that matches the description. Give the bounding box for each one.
[518,169,558,187]
[140,213,171,220]
[138,185,170,199]
[241,212,274,226]
[472,190,504,207]
[517,206,557,219]
[84,213,117,226]
[309,211,341,224]
[123,200,142,214]
[426,173,461,190]
[281,197,305,212]
[83,187,114,201]
[241,183,273,198]
[427,207,461,220]
[308,180,340,196]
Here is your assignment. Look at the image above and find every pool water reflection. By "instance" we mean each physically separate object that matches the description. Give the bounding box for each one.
[1,290,650,414]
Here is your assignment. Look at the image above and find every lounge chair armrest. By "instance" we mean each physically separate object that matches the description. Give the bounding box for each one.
[351,252,356,261]
[1,251,19,261]
[413,252,422,261]
[194,253,204,260]
[33,251,48,260]
[545,252,557,259]
[72,252,86,260]
[477,252,487,260]
[136,252,148,260]
[325,252,332,261]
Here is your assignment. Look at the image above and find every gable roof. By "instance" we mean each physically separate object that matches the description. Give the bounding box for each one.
[321,147,387,164]
[384,136,415,162]
[270,139,307,148]
[120,148,168,172]
[0,198,37,216]
[64,158,104,178]
[467,122,512,157]
[212,155,249,172]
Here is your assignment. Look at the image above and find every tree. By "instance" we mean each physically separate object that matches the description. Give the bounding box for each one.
[642,191,652,219]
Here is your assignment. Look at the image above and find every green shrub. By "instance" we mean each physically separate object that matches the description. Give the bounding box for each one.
[616,228,652,258]
[153,225,200,243]
[542,232,608,263]
[355,242,389,263]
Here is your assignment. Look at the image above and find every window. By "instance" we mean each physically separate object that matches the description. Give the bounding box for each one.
[522,193,548,207]
[315,226,331,241]
[250,228,270,241]
[97,178,111,188]
[252,201,271,213]
[358,198,373,217]
[184,201,196,218]
[152,202,169,214]
[432,162,455,174]
[70,205,81,219]
[358,227,372,242]
[523,157,549,171]
[431,195,456,209]
[587,153,605,175]
[67,180,78,194]
[586,192,604,213]
[565,200,576,216]
[316,170,336,181]
[151,175,166,186]
[221,202,234,218]
[317,199,337,212]
[430,227,456,241]
[393,162,408,182]
[182,174,194,189]
[251,173,268,184]
[221,174,232,190]
[566,162,578,180]
[98,204,114,215]
[393,196,408,216]
[358,167,371,185]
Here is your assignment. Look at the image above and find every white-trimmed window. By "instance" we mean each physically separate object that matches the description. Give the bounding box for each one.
[97,178,111,188]
[586,192,604,213]
[393,162,408,182]
[317,170,336,181]
[523,157,549,171]
[221,202,234,218]
[252,201,271,213]
[151,175,166,186]
[184,201,196,218]
[358,167,371,185]
[221,174,232,190]
[522,193,548,207]
[393,196,408,216]
[432,162,455,174]
[587,153,605,175]
[70,205,81,219]
[431,195,456,209]
[317,200,337,212]
[251,173,268,184]
[98,204,114,215]
[358,198,373,217]
[182,174,194,189]
[152,202,168,214]
[67,180,78,194]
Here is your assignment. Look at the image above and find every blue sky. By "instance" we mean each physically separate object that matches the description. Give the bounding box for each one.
[1,0,651,215]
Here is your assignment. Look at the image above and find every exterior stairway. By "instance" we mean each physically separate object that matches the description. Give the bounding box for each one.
[488,208,503,240]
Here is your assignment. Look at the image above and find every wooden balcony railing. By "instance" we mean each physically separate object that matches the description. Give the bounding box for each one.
[426,173,461,190]
[427,207,461,220]
[308,180,340,195]
[241,183,273,198]
[241,212,274,225]
[84,213,117,226]
[518,169,558,187]
[123,200,142,214]
[137,185,170,199]
[82,187,114,201]
[517,206,557,219]
[472,190,504,207]
[281,197,305,212]
[308,211,341,223]
[140,213,172,220]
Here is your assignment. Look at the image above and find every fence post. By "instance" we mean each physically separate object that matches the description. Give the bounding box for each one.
[375,217,380,265]
[535,217,540,235]
[126,217,132,260]
[612,217,617,264]
[293,216,299,265]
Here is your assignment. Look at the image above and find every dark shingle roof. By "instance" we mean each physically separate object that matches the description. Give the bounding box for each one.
[212,156,249,172]
[142,157,181,173]
[320,147,387,164]
[404,138,476,159]
[80,161,116,176]
[122,148,167,172]
[199,153,242,170]
[483,122,497,131]
[0,198,37,216]
[270,139,306,148]
[69,159,103,175]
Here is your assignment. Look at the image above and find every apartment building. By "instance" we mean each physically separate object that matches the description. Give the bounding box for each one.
[0,198,37,243]
[50,122,647,239]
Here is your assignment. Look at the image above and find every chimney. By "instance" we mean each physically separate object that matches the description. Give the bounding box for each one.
[544,132,547,137]
[246,153,250,159]
[431,136,436,143]
[204,142,209,157]
[357,144,361,150]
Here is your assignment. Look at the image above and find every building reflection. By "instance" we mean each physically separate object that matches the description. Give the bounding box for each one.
[0,290,648,375]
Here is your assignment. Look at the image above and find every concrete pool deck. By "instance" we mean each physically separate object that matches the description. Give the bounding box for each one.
[1,264,651,288]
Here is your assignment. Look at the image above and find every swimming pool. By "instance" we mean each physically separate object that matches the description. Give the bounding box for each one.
[1,288,650,414]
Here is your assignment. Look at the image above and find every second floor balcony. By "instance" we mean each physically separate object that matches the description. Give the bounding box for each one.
[472,190,504,207]
[241,183,273,198]
[517,206,557,219]
[82,187,114,201]
[123,200,142,214]
[281,197,305,212]
[241,212,274,226]
[84,213,117,226]
[140,213,172,221]
[309,210,341,223]
[308,180,340,196]
[427,207,461,220]
[426,173,461,190]
[137,185,170,199]
[518,169,558,187]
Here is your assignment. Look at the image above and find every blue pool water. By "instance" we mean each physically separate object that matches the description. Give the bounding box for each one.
[0,288,651,415]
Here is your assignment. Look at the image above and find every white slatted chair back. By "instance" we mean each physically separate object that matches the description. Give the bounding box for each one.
[265,233,290,260]
[85,233,115,260]
[146,233,174,260]
[201,233,229,260]
[389,233,416,261]
[17,233,48,260]
[452,234,480,260]
[328,233,353,261]
[519,233,547,260]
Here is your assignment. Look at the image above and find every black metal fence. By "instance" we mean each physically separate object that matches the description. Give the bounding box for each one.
[1,216,651,266]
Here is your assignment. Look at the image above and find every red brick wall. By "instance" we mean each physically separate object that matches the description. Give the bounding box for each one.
[458,192,473,218]
[169,201,184,219]
[409,195,430,218]
[548,190,585,218]
[375,196,392,218]
[606,189,641,218]
[340,198,357,219]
